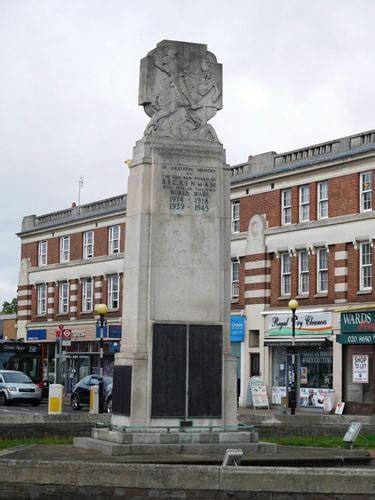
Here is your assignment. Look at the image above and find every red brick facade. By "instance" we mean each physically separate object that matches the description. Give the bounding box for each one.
[232,168,375,308]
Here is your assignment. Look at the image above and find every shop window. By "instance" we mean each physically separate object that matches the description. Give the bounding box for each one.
[317,181,328,219]
[298,250,309,295]
[360,171,372,212]
[249,330,259,348]
[271,345,333,407]
[281,253,291,296]
[299,347,333,389]
[281,189,291,225]
[344,347,373,404]
[299,185,310,222]
[360,242,372,291]
[231,201,240,233]
[317,248,328,293]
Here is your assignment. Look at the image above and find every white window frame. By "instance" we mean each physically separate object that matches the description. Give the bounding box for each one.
[360,171,372,212]
[281,189,292,225]
[83,231,94,259]
[360,242,372,291]
[281,253,291,296]
[58,282,69,314]
[108,225,120,255]
[37,283,47,316]
[317,181,328,219]
[298,249,309,295]
[231,201,240,233]
[60,236,70,263]
[231,260,239,298]
[299,185,310,222]
[38,240,47,266]
[82,278,93,312]
[108,274,120,309]
[317,248,328,293]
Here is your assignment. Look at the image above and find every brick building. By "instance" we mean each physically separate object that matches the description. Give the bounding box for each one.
[17,195,126,391]
[0,314,17,341]
[230,129,375,414]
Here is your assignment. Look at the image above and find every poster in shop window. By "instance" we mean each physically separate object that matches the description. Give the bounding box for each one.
[352,354,369,383]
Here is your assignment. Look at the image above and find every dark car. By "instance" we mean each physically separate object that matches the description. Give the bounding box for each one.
[71,375,113,410]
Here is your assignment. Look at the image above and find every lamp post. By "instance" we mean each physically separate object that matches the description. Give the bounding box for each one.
[95,303,108,413]
[288,298,299,415]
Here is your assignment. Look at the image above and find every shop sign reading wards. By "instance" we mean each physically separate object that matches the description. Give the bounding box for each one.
[341,311,375,333]
[266,311,332,337]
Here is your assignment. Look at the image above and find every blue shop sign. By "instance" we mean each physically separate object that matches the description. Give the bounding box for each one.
[27,329,47,341]
[109,325,122,339]
[96,325,108,338]
[96,324,122,339]
[230,316,245,342]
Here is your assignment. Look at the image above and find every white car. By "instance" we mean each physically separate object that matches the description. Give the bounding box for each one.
[0,370,42,406]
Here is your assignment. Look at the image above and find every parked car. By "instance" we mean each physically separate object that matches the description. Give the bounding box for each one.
[0,370,42,406]
[105,383,112,413]
[71,375,113,410]
[37,378,51,399]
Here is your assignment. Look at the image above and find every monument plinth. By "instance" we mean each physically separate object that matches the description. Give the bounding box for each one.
[111,40,237,429]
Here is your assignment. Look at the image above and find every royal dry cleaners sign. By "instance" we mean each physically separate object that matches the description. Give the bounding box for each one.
[267,311,332,337]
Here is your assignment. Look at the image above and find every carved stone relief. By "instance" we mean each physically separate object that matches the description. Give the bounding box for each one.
[139,40,222,142]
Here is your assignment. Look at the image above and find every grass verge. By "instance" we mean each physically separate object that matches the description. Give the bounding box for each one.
[262,434,375,449]
[0,436,74,450]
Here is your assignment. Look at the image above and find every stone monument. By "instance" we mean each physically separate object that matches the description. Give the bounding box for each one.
[111,39,237,428]
[75,41,265,454]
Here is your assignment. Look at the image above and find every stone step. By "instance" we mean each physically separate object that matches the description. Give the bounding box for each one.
[74,436,277,456]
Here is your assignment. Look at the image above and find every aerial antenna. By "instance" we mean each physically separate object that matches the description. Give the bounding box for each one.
[78,176,84,214]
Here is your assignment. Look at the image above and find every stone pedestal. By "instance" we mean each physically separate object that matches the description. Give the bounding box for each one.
[112,136,237,428]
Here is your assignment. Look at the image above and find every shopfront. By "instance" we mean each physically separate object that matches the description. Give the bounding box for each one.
[337,310,375,414]
[230,315,245,402]
[265,310,334,409]
[26,322,121,393]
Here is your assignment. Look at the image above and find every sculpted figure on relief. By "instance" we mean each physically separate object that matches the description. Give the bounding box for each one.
[139,40,223,142]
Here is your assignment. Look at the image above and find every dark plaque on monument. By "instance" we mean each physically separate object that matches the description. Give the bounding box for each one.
[151,323,222,418]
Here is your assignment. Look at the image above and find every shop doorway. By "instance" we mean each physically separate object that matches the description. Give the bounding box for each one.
[66,355,90,394]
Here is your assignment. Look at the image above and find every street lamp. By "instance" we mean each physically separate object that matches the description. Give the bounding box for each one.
[95,303,108,413]
[288,298,299,415]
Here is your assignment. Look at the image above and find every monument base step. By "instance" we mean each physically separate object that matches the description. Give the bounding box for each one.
[74,428,277,456]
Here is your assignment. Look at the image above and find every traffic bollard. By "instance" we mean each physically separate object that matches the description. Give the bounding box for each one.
[48,384,64,414]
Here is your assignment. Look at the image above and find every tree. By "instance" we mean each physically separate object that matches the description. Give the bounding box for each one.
[2,298,17,314]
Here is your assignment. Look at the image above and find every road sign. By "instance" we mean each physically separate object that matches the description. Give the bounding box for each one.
[62,329,71,340]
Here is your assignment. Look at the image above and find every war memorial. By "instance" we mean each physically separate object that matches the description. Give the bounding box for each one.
[0,40,374,498]
[75,39,262,454]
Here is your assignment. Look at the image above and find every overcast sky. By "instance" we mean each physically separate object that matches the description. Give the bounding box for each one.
[0,0,374,305]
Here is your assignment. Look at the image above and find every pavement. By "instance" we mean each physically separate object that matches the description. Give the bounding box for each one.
[0,442,371,465]
[0,409,374,498]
